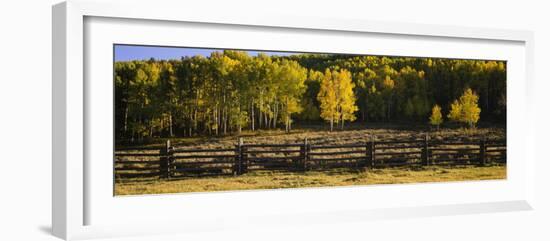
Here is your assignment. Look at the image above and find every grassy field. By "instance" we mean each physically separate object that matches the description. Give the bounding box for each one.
[115,165,506,195]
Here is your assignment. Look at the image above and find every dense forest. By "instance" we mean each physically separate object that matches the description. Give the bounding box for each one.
[115,50,506,141]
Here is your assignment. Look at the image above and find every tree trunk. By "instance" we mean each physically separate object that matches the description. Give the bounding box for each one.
[258,97,263,129]
[222,107,225,135]
[330,118,334,132]
[123,106,128,134]
[289,118,292,132]
[224,112,227,135]
[214,107,218,136]
[218,107,221,136]
[273,104,278,129]
[193,108,198,134]
[160,117,165,136]
[285,118,288,133]
[169,112,174,137]
[251,101,255,131]
[268,116,272,129]
[259,108,262,129]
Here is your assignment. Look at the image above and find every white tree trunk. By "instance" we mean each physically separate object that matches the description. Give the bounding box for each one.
[251,102,255,131]
[169,112,173,137]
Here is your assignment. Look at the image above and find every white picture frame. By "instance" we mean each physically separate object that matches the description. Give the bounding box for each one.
[52,0,535,240]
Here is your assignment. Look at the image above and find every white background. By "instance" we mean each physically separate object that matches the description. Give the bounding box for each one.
[0,0,548,240]
[85,15,528,229]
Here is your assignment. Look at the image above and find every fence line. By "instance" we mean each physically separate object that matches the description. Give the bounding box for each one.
[114,135,506,180]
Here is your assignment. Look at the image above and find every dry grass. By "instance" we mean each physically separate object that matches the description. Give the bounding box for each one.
[122,124,506,149]
[149,125,505,150]
[115,165,506,195]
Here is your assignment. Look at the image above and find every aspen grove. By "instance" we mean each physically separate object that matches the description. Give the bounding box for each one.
[115,50,506,141]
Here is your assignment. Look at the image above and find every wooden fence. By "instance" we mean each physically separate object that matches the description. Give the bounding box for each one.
[114,136,506,180]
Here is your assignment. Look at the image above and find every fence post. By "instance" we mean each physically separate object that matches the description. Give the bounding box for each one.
[367,135,375,168]
[159,140,171,179]
[422,134,430,166]
[240,138,248,174]
[479,136,486,166]
[235,138,243,175]
[302,138,309,171]
[168,140,173,180]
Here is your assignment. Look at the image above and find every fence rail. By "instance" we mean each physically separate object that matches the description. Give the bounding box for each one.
[114,136,506,180]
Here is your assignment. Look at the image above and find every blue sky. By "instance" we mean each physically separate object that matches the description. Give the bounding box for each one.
[114,45,298,61]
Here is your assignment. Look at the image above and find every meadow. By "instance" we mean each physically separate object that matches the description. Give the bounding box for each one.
[115,165,506,195]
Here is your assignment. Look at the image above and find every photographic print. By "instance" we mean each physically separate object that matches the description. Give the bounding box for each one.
[113,44,506,195]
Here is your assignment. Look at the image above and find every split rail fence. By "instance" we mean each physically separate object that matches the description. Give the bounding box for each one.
[114,136,506,180]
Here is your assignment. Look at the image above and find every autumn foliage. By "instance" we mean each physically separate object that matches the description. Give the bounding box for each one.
[447,88,482,128]
[429,104,443,130]
[115,49,504,141]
